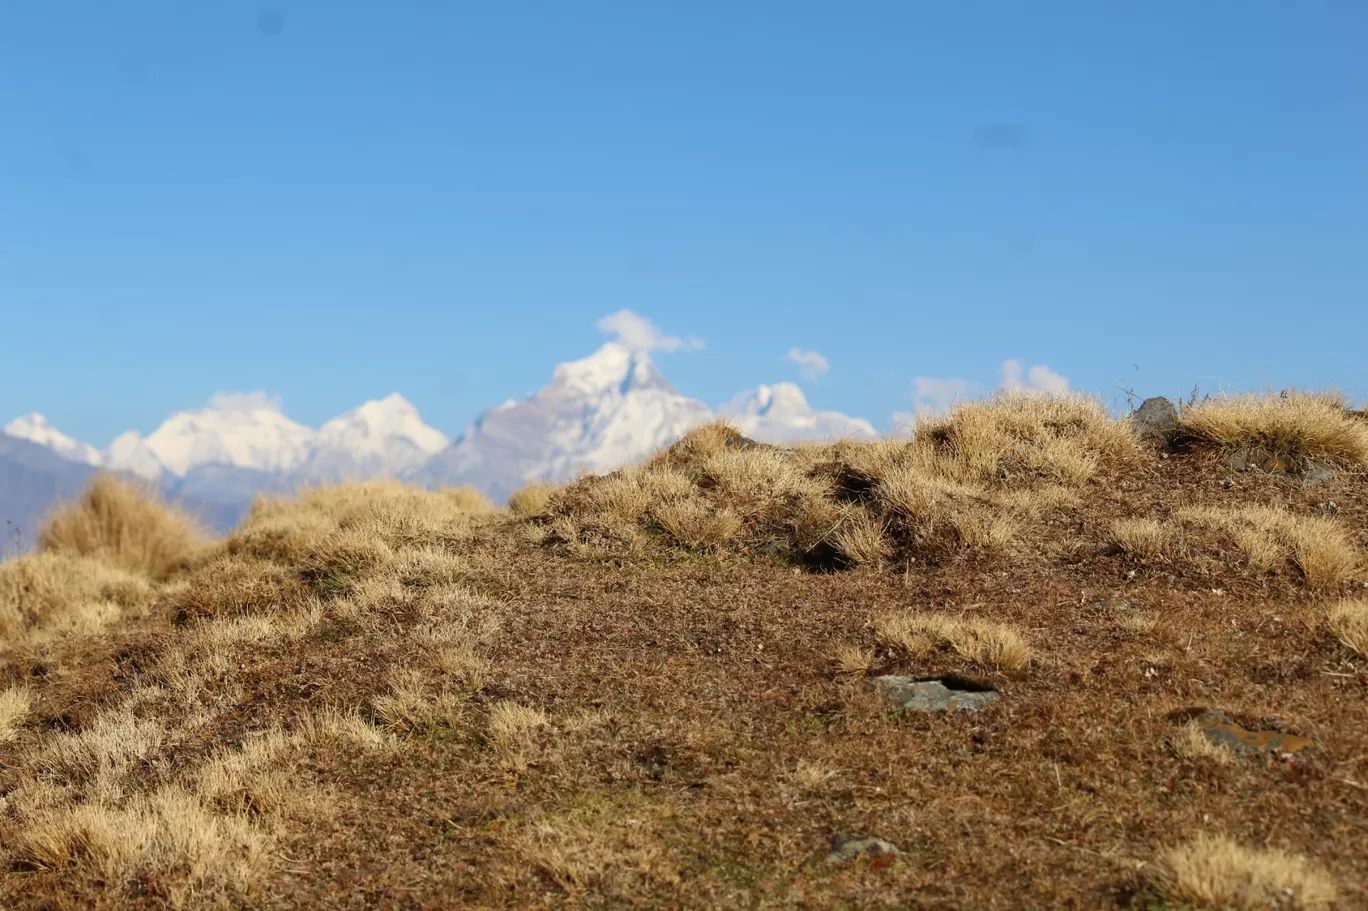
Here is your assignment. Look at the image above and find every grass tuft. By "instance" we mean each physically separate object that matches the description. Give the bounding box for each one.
[38,474,207,580]
[1178,390,1368,467]
[1328,598,1368,657]
[1155,833,1337,910]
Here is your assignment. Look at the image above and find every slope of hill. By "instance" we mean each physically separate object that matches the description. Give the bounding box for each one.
[0,391,1364,909]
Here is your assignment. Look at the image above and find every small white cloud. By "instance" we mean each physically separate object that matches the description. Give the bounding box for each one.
[786,348,830,381]
[596,309,703,353]
[207,390,284,413]
[999,360,1069,396]
[910,375,977,418]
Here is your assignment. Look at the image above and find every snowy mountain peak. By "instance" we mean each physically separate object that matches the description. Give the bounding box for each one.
[137,393,318,477]
[313,394,449,470]
[3,413,104,466]
[720,383,877,445]
[552,342,672,396]
[102,430,166,480]
[727,382,811,417]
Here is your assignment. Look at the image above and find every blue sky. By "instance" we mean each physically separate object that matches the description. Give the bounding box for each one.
[2,1,1365,446]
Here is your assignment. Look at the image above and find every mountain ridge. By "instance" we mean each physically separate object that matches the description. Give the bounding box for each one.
[4,344,877,526]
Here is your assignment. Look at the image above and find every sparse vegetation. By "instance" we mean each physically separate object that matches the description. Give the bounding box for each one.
[1,391,1365,908]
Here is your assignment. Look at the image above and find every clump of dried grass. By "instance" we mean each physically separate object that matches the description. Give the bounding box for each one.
[0,687,32,743]
[38,474,208,580]
[830,644,875,677]
[912,392,1139,486]
[1154,833,1337,910]
[0,551,154,643]
[1327,598,1368,658]
[508,482,557,517]
[372,668,463,733]
[1179,505,1359,588]
[487,701,551,749]
[1109,517,1175,562]
[1178,390,1368,468]
[1169,721,1232,765]
[873,612,1031,670]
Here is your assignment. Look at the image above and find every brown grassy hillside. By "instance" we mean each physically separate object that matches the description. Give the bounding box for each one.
[0,393,1365,910]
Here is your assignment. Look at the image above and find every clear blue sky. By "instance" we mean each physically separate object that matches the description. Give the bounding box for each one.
[3,1,1365,446]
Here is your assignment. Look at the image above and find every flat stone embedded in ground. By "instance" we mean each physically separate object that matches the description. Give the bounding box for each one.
[826,834,900,864]
[1192,710,1316,759]
[874,676,1000,713]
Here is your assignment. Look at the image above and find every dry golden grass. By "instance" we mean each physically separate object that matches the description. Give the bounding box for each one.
[912,392,1139,486]
[537,395,1144,571]
[1109,517,1175,561]
[1155,834,1337,910]
[873,612,1031,670]
[831,644,875,677]
[37,474,207,580]
[1170,721,1232,765]
[651,499,742,550]
[506,805,681,898]
[372,668,463,733]
[0,686,32,743]
[509,481,557,517]
[1327,598,1368,657]
[830,509,891,567]
[1178,390,1368,467]
[0,551,154,644]
[487,701,551,748]
[1179,505,1360,588]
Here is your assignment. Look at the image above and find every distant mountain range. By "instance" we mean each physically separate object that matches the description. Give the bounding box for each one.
[2,342,876,538]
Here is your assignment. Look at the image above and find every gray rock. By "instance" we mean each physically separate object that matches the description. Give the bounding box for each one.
[1299,462,1335,485]
[826,834,900,864]
[874,677,1000,713]
[1129,397,1179,447]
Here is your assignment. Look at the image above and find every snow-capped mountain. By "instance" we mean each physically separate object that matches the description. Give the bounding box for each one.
[719,382,877,444]
[410,342,714,500]
[4,414,103,466]
[5,343,878,522]
[301,393,450,481]
[108,392,318,478]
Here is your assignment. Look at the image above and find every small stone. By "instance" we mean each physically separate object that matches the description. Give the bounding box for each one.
[826,833,900,864]
[1191,711,1316,759]
[1299,462,1335,485]
[1128,397,1179,448]
[874,677,1000,713]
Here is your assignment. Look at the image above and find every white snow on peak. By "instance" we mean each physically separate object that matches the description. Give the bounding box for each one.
[136,394,318,477]
[720,382,877,445]
[306,393,450,478]
[551,342,668,396]
[4,413,103,466]
[103,430,167,480]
